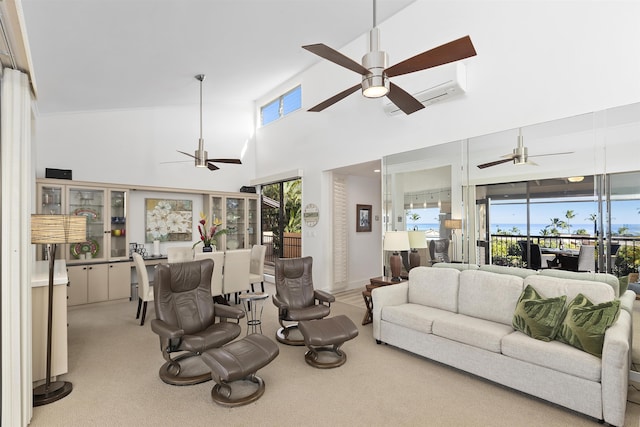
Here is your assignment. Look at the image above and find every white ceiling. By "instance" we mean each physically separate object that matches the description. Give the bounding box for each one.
[21,0,415,115]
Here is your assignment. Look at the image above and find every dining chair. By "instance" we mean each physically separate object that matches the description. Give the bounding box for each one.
[577,245,596,272]
[195,251,225,301]
[249,244,267,292]
[167,246,195,263]
[132,252,154,326]
[222,249,252,304]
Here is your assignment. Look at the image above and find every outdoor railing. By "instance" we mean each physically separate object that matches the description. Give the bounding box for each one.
[489,233,639,276]
[263,232,301,265]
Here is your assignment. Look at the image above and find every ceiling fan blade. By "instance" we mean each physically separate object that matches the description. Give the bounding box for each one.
[385,36,477,78]
[206,162,219,171]
[177,150,197,159]
[308,83,361,112]
[207,158,242,164]
[477,158,514,169]
[302,44,370,75]
[386,82,425,115]
[528,151,574,158]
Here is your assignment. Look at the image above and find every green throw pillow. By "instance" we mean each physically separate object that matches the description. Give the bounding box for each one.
[556,293,620,358]
[512,285,567,342]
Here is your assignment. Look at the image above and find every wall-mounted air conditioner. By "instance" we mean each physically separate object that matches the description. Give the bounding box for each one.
[383,62,467,116]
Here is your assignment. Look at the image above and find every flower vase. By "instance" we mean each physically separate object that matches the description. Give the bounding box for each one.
[203,245,213,253]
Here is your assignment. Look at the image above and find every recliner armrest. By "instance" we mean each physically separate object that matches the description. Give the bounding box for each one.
[150,319,184,340]
[272,294,289,310]
[214,304,245,320]
[314,289,335,304]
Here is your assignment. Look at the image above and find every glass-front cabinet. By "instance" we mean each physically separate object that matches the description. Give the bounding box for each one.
[68,186,106,261]
[226,197,245,250]
[36,180,129,263]
[204,193,259,250]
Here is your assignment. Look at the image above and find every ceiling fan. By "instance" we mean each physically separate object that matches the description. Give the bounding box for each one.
[176,74,242,171]
[302,0,477,115]
[477,128,574,169]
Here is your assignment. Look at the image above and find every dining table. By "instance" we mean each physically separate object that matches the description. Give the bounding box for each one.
[540,247,580,270]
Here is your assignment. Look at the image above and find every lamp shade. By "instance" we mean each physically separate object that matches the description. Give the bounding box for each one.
[444,219,462,230]
[383,231,410,252]
[31,215,87,244]
[408,231,427,249]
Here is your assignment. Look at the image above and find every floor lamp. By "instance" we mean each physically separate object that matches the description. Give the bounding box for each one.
[31,214,86,406]
[408,230,428,270]
[383,231,410,282]
[444,219,462,262]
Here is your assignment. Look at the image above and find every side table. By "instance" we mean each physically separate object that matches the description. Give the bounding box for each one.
[238,292,269,335]
[361,276,407,325]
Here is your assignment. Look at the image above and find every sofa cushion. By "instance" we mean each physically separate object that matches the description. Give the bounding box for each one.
[479,264,538,278]
[502,331,602,381]
[538,269,620,297]
[512,285,566,341]
[458,270,524,326]
[524,275,615,304]
[432,313,514,353]
[408,267,459,312]
[381,303,456,334]
[556,293,621,357]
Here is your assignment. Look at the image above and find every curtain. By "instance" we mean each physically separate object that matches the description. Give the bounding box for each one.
[1,68,33,426]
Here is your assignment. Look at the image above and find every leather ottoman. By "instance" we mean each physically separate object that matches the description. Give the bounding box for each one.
[298,315,359,368]
[201,333,279,407]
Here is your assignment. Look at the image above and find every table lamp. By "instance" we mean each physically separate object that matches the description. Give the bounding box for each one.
[383,231,410,282]
[31,214,86,406]
[408,230,428,270]
[444,219,462,260]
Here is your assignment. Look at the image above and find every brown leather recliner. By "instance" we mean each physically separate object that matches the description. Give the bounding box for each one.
[151,259,245,385]
[272,256,335,345]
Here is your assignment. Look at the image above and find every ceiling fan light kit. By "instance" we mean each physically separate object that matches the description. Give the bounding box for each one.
[361,28,389,98]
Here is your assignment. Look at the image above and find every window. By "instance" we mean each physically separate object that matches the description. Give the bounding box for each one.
[260,85,301,126]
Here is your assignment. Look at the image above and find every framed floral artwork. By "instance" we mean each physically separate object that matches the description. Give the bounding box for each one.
[356,204,372,232]
[145,198,193,242]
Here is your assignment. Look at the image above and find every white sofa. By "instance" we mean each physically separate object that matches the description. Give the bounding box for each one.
[372,267,634,426]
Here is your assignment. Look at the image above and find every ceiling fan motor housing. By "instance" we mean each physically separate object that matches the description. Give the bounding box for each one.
[195,149,208,167]
[362,50,389,98]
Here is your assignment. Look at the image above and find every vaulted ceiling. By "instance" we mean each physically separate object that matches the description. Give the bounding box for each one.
[20,0,414,115]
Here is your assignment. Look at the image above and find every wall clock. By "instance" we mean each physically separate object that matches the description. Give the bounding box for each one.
[303,203,319,227]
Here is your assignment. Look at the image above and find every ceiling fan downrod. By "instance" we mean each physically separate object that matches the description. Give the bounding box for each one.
[362,0,388,98]
[195,74,208,168]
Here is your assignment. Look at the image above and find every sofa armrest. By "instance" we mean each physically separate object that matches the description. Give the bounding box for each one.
[601,308,631,427]
[371,282,409,341]
[619,289,635,314]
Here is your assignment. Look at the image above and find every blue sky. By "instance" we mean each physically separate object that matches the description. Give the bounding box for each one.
[490,200,639,225]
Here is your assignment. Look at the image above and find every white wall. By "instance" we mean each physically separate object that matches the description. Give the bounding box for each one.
[35,104,255,192]
[33,1,640,292]
[346,174,382,289]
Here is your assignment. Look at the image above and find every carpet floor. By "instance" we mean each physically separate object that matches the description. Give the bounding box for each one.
[29,282,640,427]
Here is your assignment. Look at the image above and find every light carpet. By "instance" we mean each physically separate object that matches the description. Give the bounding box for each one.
[29,282,640,427]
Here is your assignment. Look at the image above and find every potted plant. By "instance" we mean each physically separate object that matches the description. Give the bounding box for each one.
[192,212,227,251]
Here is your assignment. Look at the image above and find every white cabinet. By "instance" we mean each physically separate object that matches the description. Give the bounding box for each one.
[67,262,129,306]
[204,193,259,250]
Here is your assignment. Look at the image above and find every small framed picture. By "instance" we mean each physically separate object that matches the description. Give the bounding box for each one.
[356,204,372,232]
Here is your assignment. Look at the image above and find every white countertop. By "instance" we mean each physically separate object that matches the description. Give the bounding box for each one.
[32,260,68,288]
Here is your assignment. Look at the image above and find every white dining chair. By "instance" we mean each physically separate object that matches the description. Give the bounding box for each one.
[249,244,267,292]
[195,251,225,301]
[167,246,195,263]
[222,249,252,304]
[132,252,154,326]
[577,245,595,272]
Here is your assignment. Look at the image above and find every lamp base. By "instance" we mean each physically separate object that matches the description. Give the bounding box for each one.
[33,380,72,406]
[409,249,421,270]
[390,252,402,282]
